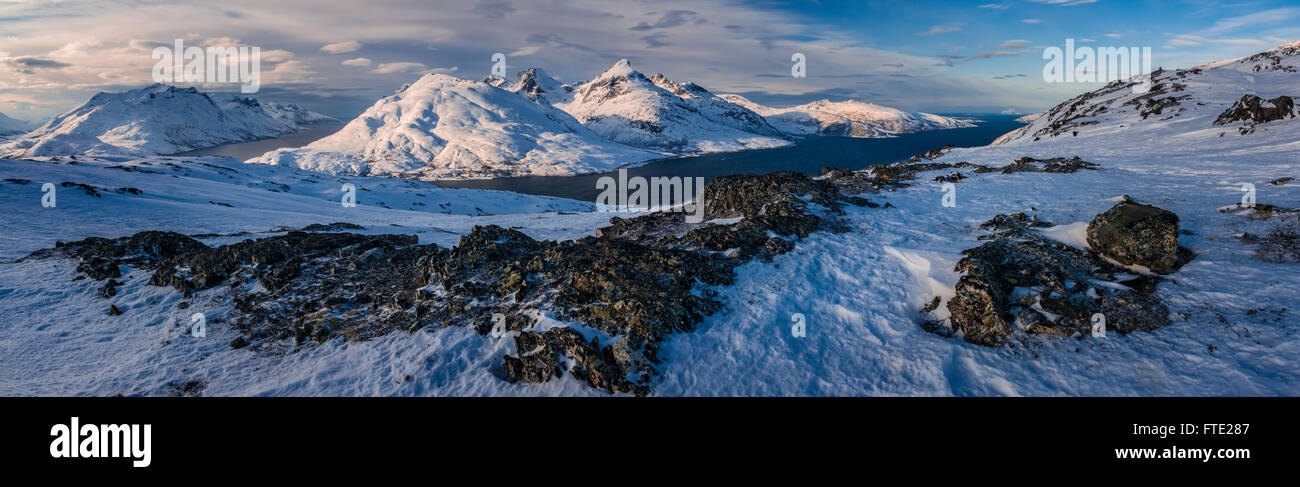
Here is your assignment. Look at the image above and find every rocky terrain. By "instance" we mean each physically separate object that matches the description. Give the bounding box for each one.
[21,171,880,395]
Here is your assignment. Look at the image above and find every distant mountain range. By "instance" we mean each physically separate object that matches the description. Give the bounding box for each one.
[720,94,972,137]
[3,59,979,179]
[250,73,660,179]
[0,112,32,138]
[0,85,335,158]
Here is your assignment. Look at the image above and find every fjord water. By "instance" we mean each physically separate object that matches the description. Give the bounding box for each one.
[437,114,1026,201]
[175,123,345,160]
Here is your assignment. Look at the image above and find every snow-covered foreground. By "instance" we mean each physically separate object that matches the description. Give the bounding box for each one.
[1,123,1296,395]
[658,138,1298,396]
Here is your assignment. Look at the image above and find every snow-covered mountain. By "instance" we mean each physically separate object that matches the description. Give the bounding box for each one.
[0,85,324,158]
[1014,113,1043,124]
[553,59,789,153]
[721,95,973,137]
[993,40,1300,146]
[0,112,32,138]
[209,94,338,125]
[250,73,661,179]
[504,67,574,104]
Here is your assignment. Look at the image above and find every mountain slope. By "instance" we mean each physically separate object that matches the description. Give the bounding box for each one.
[0,85,308,158]
[993,40,1300,147]
[249,73,661,179]
[721,94,973,137]
[209,94,339,125]
[554,60,789,153]
[0,112,32,138]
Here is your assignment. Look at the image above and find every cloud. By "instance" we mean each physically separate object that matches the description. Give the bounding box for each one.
[1,55,72,73]
[1028,0,1097,5]
[978,3,1008,9]
[967,49,1032,61]
[1163,34,1267,49]
[471,0,517,20]
[1104,33,1122,39]
[508,46,542,56]
[341,57,372,67]
[1000,108,1020,114]
[1021,18,1042,24]
[370,62,429,74]
[630,10,702,31]
[1204,7,1300,35]
[992,73,1028,79]
[642,33,671,48]
[918,24,962,36]
[997,40,1030,48]
[321,41,362,54]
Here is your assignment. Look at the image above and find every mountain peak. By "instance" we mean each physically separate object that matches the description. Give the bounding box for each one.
[597,58,638,79]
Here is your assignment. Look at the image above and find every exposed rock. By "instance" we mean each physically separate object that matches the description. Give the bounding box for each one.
[22,231,208,280]
[1254,229,1300,263]
[1214,94,1295,133]
[24,170,876,395]
[973,156,1100,174]
[301,222,365,232]
[940,214,1172,346]
[1086,197,1182,273]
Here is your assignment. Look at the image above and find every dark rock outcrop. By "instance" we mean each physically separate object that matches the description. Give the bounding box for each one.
[940,213,1172,346]
[22,231,209,280]
[1086,197,1181,273]
[1214,94,1295,128]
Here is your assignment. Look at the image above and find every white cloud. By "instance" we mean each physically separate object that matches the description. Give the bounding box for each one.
[370,62,428,74]
[918,24,962,36]
[321,40,362,54]
[1021,18,1042,24]
[1028,0,1097,5]
[508,46,542,57]
[997,40,1030,48]
[341,57,372,67]
[1104,33,1122,39]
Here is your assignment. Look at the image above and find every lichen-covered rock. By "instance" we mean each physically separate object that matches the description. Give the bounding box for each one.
[23,231,209,280]
[1214,94,1295,126]
[1086,196,1181,273]
[939,213,1172,346]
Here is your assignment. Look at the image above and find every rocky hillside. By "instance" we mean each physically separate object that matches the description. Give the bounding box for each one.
[993,41,1299,146]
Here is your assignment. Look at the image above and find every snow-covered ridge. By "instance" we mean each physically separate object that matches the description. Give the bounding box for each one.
[0,84,330,158]
[249,73,662,180]
[552,59,789,153]
[0,112,32,138]
[719,94,973,137]
[993,40,1300,147]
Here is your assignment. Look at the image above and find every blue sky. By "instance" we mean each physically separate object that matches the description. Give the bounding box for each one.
[0,0,1297,122]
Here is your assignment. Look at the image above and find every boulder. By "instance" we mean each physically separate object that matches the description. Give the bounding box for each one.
[1086,197,1181,273]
